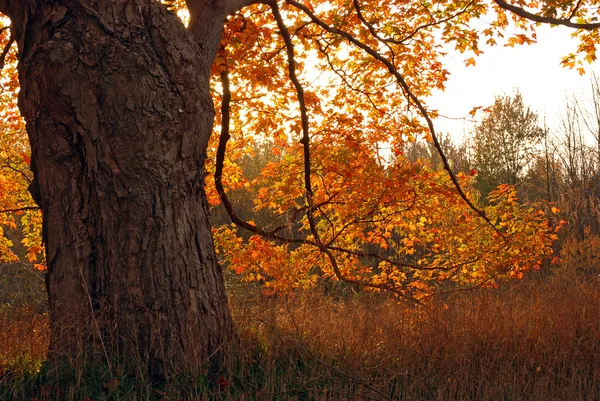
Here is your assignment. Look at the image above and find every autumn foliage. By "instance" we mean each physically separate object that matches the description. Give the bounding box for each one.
[205,1,565,297]
[2,0,591,298]
[0,27,41,268]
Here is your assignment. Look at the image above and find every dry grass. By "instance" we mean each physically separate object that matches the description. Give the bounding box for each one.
[1,274,600,400]
[0,305,48,374]
[230,275,600,400]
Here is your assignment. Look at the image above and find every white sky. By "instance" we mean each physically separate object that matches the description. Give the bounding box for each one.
[428,24,599,143]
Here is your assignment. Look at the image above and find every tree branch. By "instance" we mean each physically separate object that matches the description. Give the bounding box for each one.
[0,206,39,213]
[215,68,292,240]
[286,0,509,244]
[0,26,12,71]
[186,0,261,70]
[213,1,521,297]
[0,162,32,183]
[352,0,476,46]
[268,3,409,298]
[568,0,584,20]
[214,69,455,280]
[270,3,322,246]
[493,0,600,30]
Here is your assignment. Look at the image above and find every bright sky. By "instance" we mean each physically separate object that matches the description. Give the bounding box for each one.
[428,24,599,143]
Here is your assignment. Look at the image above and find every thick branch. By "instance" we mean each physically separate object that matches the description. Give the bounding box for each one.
[215,70,292,239]
[186,0,265,54]
[493,0,600,29]
[270,3,322,247]
[186,0,263,71]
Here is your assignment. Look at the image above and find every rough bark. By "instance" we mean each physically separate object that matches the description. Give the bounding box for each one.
[3,0,236,380]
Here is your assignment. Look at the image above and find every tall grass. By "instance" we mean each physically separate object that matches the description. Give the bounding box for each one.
[1,274,599,400]
[0,305,48,374]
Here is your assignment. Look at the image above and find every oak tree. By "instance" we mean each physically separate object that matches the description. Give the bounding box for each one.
[0,0,597,381]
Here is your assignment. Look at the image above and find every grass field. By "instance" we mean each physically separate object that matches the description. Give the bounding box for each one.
[1,273,599,400]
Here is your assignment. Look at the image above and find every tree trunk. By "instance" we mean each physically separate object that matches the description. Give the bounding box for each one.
[4,0,235,380]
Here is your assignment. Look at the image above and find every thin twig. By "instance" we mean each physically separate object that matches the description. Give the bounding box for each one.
[0,162,33,183]
[353,0,476,46]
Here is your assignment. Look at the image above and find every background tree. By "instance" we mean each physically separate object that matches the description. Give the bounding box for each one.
[550,95,600,240]
[404,134,472,175]
[471,91,545,198]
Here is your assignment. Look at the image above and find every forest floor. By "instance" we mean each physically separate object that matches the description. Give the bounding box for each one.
[1,272,599,400]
